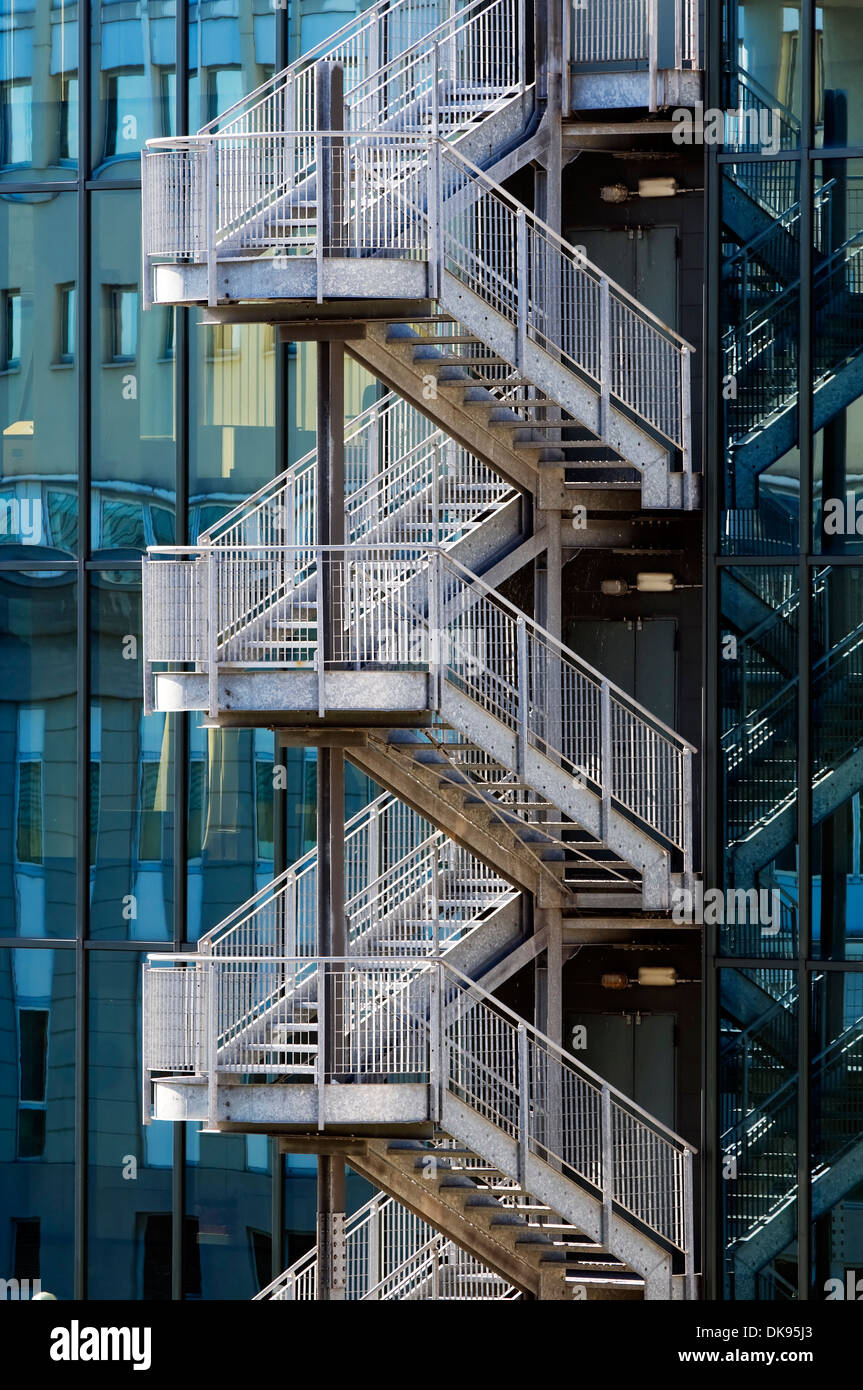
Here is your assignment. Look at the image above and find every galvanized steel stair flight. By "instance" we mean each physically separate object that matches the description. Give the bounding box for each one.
[143,954,697,1298]
[254,1189,520,1300]
[141,0,696,510]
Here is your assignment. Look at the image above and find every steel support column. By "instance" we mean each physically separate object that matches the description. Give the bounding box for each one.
[314,60,348,1300]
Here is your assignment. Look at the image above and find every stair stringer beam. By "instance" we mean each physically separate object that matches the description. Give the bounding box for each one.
[438,681,674,910]
[437,271,688,511]
[732,1142,863,1298]
[347,741,550,901]
[440,1092,676,1299]
[347,331,545,498]
[344,1141,551,1298]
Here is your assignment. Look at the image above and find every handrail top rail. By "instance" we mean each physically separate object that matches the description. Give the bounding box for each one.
[144,951,698,1154]
[202,416,489,546]
[142,129,694,354]
[197,0,499,134]
[438,143,696,352]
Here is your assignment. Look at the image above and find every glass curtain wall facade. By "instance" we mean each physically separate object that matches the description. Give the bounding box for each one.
[708,0,863,1300]
[0,0,374,1300]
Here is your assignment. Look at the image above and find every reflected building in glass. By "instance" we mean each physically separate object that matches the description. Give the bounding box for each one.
[0,0,373,1300]
[707,0,863,1300]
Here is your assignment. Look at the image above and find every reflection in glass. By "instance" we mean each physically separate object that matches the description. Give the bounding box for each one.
[721,0,803,149]
[92,192,176,553]
[88,951,172,1297]
[91,0,176,178]
[720,166,800,554]
[0,571,77,938]
[188,1,274,133]
[0,0,78,182]
[0,196,77,554]
[189,318,274,541]
[720,567,799,957]
[720,967,798,1297]
[816,8,863,147]
[90,571,174,941]
[810,567,863,961]
[810,973,863,1297]
[186,723,274,942]
[185,1129,273,1298]
[0,946,75,1297]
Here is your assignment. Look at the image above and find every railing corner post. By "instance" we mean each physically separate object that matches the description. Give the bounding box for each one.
[599,276,611,440]
[516,207,528,368]
[601,1084,613,1246]
[648,0,659,112]
[517,1022,529,1187]
[207,548,219,720]
[206,138,218,308]
[516,616,529,776]
[206,960,218,1130]
[682,745,693,875]
[600,679,612,839]
[683,1146,696,1300]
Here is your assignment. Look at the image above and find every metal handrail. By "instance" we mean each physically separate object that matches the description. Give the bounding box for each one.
[143,953,696,1267]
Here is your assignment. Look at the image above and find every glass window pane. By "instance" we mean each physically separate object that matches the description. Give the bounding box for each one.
[0,0,78,183]
[0,571,77,938]
[719,566,798,957]
[92,192,176,555]
[186,724,274,942]
[816,8,863,147]
[810,567,863,960]
[185,1128,272,1298]
[722,1,803,149]
[0,946,75,1297]
[720,169,801,554]
[0,197,77,556]
[92,0,176,181]
[720,966,799,1297]
[90,570,174,941]
[189,318,275,542]
[88,951,173,1297]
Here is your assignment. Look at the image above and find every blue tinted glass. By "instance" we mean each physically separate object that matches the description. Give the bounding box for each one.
[0,196,77,556]
[0,945,75,1298]
[88,950,173,1297]
[0,571,77,938]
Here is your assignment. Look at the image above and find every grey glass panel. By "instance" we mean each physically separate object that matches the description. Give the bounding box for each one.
[0,0,78,183]
[91,191,176,555]
[0,945,75,1298]
[0,571,77,939]
[90,570,174,941]
[88,950,173,1298]
[0,195,77,557]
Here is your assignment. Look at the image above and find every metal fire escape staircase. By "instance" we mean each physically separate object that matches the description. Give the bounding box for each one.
[139,0,699,1300]
[142,0,698,511]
